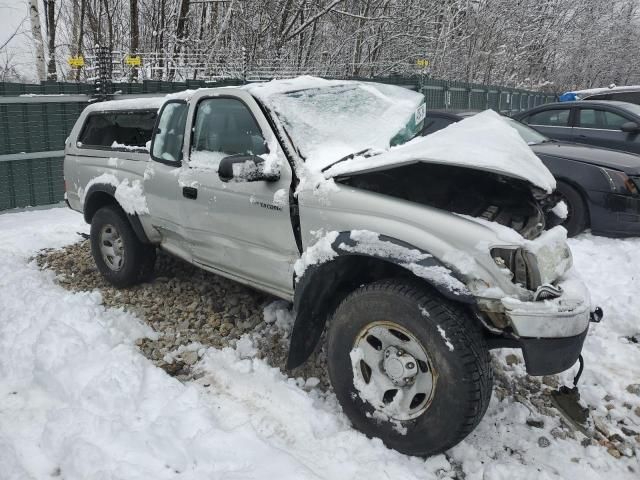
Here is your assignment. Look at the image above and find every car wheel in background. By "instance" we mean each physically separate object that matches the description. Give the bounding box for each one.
[556,181,588,237]
[90,205,156,287]
[327,279,493,457]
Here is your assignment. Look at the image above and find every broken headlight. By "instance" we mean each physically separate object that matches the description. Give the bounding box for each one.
[490,247,541,290]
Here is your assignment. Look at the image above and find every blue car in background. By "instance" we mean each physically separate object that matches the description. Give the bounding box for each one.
[559,85,640,104]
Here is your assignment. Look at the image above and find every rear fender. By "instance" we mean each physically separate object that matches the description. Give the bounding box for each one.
[83,183,151,244]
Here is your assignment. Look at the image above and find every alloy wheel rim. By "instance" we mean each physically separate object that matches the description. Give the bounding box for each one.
[99,224,125,271]
[351,321,436,421]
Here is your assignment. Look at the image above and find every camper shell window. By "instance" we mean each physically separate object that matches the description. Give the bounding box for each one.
[77,110,158,152]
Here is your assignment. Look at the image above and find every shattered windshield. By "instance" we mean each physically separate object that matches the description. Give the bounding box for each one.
[253,81,425,170]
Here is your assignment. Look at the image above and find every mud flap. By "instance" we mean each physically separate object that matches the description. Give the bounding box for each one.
[550,355,589,434]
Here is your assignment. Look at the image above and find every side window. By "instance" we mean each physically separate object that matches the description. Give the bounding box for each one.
[524,109,570,127]
[578,108,598,128]
[577,109,628,130]
[421,117,454,136]
[190,98,267,168]
[151,101,188,163]
[78,110,157,150]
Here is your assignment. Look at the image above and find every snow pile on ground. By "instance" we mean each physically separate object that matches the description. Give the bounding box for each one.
[0,208,638,479]
[0,209,444,479]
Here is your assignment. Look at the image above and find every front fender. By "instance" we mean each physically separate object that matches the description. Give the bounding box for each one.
[287,231,474,369]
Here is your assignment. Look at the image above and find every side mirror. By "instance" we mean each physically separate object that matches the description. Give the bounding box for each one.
[620,121,640,133]
[218,154,280,182]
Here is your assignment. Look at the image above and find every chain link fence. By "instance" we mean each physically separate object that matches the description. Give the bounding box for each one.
[0,73,556,211]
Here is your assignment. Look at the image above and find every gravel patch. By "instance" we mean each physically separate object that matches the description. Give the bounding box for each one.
[35,240,330,387]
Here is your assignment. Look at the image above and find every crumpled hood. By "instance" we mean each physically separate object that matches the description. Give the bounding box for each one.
[323,110,557,193]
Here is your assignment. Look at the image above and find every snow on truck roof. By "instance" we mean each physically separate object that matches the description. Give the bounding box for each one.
[84,96,166,113]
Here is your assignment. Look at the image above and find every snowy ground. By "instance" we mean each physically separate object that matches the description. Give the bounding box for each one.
[0,207,638,479]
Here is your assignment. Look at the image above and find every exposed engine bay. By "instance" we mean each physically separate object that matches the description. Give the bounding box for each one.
[335,162,560,240]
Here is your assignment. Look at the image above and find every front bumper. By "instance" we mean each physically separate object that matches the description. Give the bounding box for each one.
[501,275,591,338]
[485,275,598,375]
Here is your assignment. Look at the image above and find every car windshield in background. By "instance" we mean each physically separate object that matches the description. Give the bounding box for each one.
[263,83,424,169]
[503,117,550,145]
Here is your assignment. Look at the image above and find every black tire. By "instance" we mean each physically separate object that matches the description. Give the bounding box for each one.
[327,279,493,457]
[90,205,156,288]
[556,181,588,237]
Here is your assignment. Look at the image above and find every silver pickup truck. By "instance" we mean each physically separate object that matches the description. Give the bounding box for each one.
[64,77,601,456]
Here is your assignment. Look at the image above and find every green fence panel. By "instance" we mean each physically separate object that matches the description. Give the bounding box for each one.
[0,161,12,210]
[0,157,64,210]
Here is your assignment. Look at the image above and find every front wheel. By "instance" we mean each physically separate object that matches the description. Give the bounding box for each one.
[327,279,493,457]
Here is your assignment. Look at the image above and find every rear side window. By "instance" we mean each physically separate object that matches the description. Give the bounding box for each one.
[78,110,157,151]
[524,109,570,127]
[577,109,629,130]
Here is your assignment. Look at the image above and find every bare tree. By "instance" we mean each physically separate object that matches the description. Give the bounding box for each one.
[43,0,58,80]
[129,0,139,80]
[29,0,640,90]
[29,0,46,81]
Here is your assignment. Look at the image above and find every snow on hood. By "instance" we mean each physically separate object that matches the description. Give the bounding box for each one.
[324,110,557,193]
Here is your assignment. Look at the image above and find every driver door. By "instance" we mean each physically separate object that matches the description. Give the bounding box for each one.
[178,90,299,298]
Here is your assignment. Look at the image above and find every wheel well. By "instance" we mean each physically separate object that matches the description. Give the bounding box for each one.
[83,191,119,224]
[287,255,471,369]
[556,178,591,227]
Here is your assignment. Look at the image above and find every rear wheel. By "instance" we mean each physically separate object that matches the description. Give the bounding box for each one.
[90,205,156,287]
[556,181,588,237]
[327,279,493,457]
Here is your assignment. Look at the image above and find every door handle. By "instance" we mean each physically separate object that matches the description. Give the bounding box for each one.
[182,186,198,199]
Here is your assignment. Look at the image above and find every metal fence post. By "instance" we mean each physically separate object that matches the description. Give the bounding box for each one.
[95,46,113,101]
[242,47,247,84]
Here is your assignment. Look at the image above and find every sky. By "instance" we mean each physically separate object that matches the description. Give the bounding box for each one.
[0,0,37,81]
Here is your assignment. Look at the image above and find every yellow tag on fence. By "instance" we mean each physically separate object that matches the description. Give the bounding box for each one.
[125,55,142,67]
[67,56,85,68]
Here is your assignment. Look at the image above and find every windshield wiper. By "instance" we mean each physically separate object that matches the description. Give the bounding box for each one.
[321,148,376,173]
